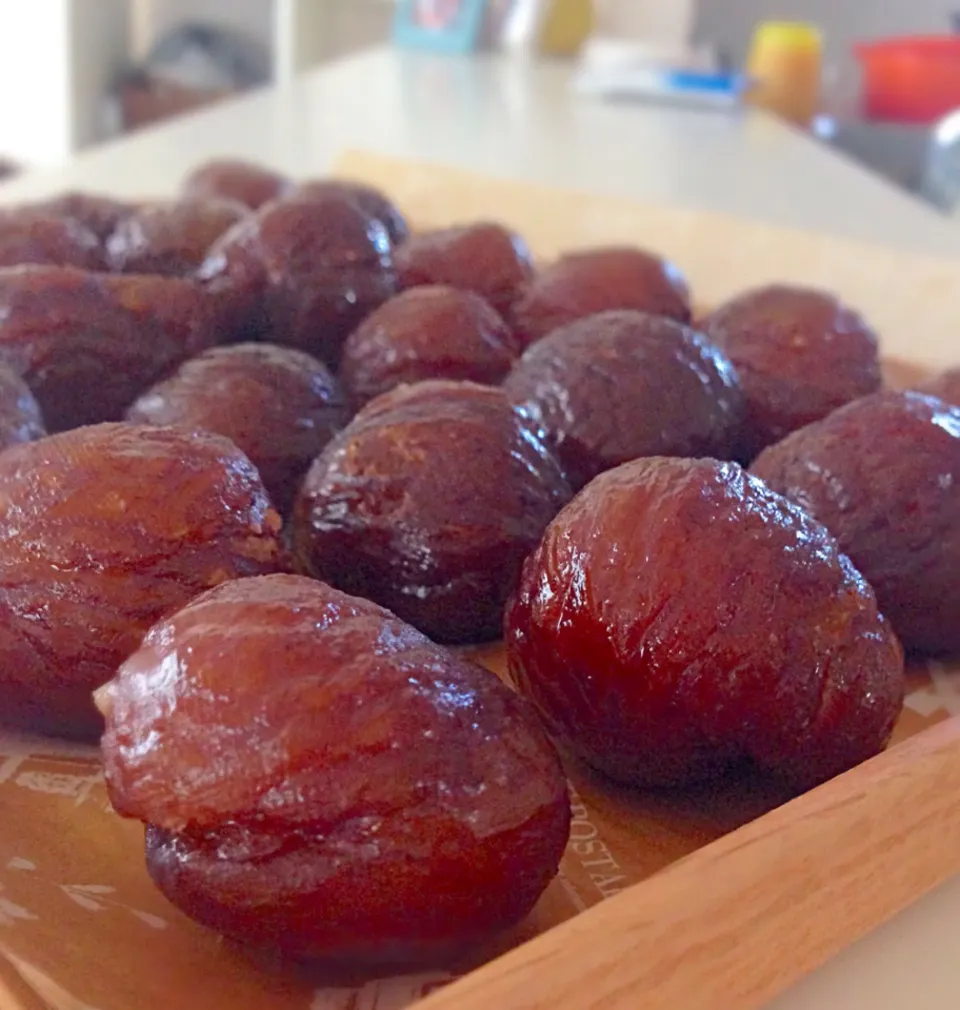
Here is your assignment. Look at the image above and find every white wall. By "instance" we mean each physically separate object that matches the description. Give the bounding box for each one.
[0,1,71,165]
[274,0,393,80]
[0,0,127,167]
[593,0,696,46]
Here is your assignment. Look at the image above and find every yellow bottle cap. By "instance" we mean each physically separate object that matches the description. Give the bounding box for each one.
[750,21,822,53]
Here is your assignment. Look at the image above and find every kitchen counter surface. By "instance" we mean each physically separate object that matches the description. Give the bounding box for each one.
[1,46,959,258]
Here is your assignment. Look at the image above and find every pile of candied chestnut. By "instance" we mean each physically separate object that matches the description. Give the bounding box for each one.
[0,156,956,968]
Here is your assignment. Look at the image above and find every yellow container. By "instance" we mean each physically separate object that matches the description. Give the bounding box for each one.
[537,0,594,58]
[746,21,823,127]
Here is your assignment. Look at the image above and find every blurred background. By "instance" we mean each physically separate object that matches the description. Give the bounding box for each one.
[6,0,960,214]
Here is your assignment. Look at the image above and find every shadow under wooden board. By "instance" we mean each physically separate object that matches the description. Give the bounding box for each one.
[1,153,959,1010]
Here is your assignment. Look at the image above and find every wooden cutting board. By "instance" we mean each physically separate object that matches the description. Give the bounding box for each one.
[1,152,958,1010]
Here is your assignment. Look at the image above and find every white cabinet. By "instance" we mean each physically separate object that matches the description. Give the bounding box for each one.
[0,0,393,169]
[133,0,394,77]
[130,0,275,58]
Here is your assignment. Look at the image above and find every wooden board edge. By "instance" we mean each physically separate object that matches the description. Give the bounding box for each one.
[417,717,960,1010]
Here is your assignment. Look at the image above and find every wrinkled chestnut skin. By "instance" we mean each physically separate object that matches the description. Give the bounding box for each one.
[295,179,409,246]
[0,424,282,739]
[127,343,348,512]
[504,310,743,490]
[341,285,521,408]
[0,266,223,432]
[701,285,882,461]
[98,574,569,965]
[106,198,247,276]
[24,191,135,241]
[0,211,103,269]
[0,365,45,449]
[506,457,904,790]
[294,381,571,644]
[181,158,292,209]
[752,391,960,656]
[916,367,960,408]
[396,223,533,317]
[510,247,691,349]
[198,195,398,362]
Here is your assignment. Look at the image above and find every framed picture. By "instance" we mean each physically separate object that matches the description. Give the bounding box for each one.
[393,0,489,54]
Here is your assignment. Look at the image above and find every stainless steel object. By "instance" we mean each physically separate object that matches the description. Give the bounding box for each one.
[922,108,960,214]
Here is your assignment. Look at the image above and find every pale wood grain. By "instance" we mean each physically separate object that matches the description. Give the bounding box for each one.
[417,717,960,1010]
[0,952,49,1010]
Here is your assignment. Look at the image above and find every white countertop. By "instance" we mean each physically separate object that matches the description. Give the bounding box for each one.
[1,44,958,1010]
[1,46,959,259]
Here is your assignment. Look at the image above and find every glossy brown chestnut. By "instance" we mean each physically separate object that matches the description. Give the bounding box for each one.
[106,198,247,276]
[916,367,960,408]
[127,343,348,512]
[293,380,571,644]
[181,158,292,209]
[0,211,103,269]
[294,178,409,246]
[24,191,135,241]
[0,364,45,450]
[752,390,960,656]
[0,423,282,739]
[510,246,691,349]
[504,310,743,490]
[700,284,882,461]
[98,573,570,965]
[198,195,398,362]
[0,266,223,431]
[340,285,521,408]
[506,456,904,789]
[395,223,534,317]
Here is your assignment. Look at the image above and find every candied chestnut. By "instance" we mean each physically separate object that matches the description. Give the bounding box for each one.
[0,423,282,739]
[0,364,45,449]
[24,191,135,241]
[97,573,569,965]
[105,198,247,276]
[395,223,533,317]
[700,284,882,461]
[510,246,691,349]
[181,158,292,209]
[916,367,960,408]
[198,195,398,363]
[504,310,742,490]
[752,391,960,656]
[0,266,223,432]
[293,380,571,644]
[506,456,904,790]
[294,178,409,246]
[340,285,521,408]
[127,343,348,512]
[0,211,103,269]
